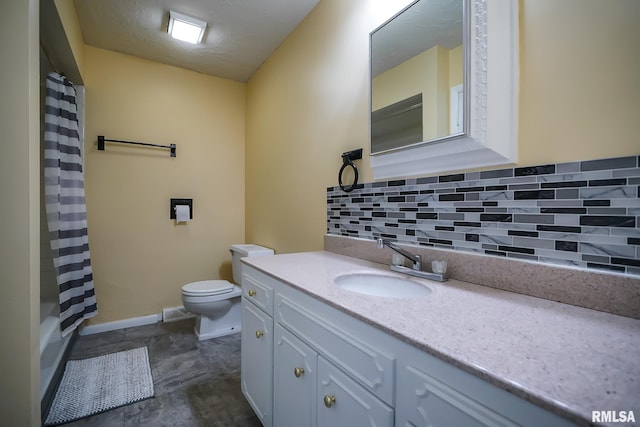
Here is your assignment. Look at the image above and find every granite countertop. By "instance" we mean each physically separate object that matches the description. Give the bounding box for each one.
[244,251,640,427]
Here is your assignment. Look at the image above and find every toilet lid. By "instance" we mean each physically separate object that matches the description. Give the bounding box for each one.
[182,280,233,296]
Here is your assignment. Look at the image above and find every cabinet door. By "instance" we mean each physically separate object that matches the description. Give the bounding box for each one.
[274,324,317,427]
[317,356,393,427]
[397,358,576,427]
[241,299,273,427]
[397,361,519,427]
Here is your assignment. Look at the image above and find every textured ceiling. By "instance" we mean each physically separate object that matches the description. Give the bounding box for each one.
[74,0,321,82]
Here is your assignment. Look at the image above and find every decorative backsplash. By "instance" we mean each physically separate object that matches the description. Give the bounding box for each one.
[327,155,640,276]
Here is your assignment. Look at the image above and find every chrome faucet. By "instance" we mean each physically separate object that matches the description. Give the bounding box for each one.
[376,238,447,282]
[377,239,422,271]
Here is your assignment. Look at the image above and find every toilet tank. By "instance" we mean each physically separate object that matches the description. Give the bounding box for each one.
[229,244,274,284]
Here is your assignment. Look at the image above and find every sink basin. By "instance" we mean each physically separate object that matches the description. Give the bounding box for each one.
[334,273,432,299]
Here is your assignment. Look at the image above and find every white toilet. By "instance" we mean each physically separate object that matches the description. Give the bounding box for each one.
[181,244,274,341]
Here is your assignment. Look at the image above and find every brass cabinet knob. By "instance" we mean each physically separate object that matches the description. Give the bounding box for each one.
[255,330,264,339]
[294,367,305,378]
[323,395,336,408]
[248,289,257,297]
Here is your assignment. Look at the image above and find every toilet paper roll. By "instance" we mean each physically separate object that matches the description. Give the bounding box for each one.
[175,205,190,223]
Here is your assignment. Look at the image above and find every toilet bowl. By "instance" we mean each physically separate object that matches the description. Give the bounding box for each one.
[182,280,242,340]
[181,244,274,340]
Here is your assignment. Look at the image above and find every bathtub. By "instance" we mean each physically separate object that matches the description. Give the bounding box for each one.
[40,299,72,403]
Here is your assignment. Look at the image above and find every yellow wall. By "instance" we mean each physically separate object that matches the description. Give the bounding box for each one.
[246,0,640,254]
[519,0,640,165]
[0,0,41,424]
[245,0,410,253]
[83,46,245,323]
[434,46,450,138]
[449,45,463,88]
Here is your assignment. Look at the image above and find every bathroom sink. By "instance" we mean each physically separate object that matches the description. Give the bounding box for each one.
[334,273,432,299]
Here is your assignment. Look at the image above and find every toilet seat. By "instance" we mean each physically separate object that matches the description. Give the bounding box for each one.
[181,280,234,297]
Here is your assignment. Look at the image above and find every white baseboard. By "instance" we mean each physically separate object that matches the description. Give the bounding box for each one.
[79,313,162,336]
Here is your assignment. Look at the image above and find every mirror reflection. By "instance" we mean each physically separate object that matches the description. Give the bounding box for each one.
[371,0,464,154]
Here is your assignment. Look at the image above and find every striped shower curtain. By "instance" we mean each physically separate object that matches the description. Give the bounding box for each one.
[44,72,97,336]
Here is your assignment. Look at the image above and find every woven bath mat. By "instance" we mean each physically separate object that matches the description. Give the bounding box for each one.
[44,347,154,425]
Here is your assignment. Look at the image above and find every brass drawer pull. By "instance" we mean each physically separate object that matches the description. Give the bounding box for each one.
[294,367,305,378]
[323,395,336,408]
[248,289,257,297]
[255,330,264,339]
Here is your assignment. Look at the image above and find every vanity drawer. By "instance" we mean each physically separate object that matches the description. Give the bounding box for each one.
[275,294,395,405]
[242,271,274,316]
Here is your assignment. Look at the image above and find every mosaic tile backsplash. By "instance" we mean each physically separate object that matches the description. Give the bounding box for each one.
[327,155,640,276]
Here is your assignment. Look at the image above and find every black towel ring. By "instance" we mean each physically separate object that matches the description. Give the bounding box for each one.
[339,158,358,193]
[338,148,363,193]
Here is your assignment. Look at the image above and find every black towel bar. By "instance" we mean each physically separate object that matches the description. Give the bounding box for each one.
[97,135,176,157]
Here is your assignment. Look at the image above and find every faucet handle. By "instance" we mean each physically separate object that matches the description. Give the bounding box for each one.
[413,254,422,271]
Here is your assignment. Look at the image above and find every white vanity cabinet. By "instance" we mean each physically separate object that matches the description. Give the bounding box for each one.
[273,323,395,427]
[241,264,577,427]
[240,272,275,427]
[273,294,395,427]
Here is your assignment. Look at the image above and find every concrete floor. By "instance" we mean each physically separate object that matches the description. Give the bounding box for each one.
[48,319,261,426]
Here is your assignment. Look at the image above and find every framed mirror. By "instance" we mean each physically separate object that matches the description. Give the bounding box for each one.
[370,0,466,155]
[369,0,519,180]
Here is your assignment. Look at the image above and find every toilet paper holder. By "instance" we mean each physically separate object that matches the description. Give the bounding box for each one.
[170,198,193,220]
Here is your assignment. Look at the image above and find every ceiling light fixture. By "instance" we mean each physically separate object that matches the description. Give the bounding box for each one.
[168,10,207,44]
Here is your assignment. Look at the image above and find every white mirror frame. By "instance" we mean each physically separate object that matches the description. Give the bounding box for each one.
[370,0,519,179]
